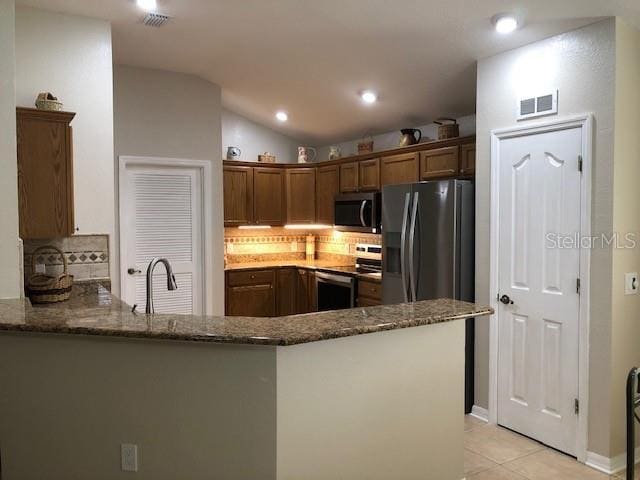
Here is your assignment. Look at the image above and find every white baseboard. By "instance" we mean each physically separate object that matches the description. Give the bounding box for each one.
[470,405,489,422]
[586,447,640,475]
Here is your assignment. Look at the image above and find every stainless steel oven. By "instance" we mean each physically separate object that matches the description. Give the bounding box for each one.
[315,271,356,311]
[334,192,381,233]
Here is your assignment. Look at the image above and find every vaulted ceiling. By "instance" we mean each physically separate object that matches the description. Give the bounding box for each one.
[16,0,640,144]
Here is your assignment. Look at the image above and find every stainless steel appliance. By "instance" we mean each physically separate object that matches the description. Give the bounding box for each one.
[315,271,356,311]
[334,192,381,233]
[315,244,382,311]
[382,179,475,412]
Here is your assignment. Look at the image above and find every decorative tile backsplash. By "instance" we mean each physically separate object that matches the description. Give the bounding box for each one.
[224,227,381,264]
[23,235,110,282]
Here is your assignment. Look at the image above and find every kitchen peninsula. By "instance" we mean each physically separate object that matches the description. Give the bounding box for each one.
[0,284,491,480]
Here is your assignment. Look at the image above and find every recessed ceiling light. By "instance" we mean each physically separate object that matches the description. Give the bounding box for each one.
[361,91,377,104]
[495,15,518,34]
[275,111,288,122]
[137,0,157,11]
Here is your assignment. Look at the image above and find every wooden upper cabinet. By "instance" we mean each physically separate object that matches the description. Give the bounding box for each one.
[253,167,286,225]
[17,108,75,239]
[359,158,380,191]
[339,161,359,193]
[223,166,254,226]
[286,168,316,224]
[459,144,476,176]
[381,152,418,186]
[316,164,339,225]
[420,146,459,180]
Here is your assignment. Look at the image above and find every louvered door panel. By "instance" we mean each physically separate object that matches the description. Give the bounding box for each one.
[121,163,203,315]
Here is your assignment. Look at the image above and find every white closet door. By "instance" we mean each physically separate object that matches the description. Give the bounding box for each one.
[120,163,203,315]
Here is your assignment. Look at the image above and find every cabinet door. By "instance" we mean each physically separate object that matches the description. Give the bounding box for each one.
[226,270,276,317]
[419,146,459,180]
[276,268,298,316]
[307,270,317,312]
[17,109,75,239]
[296,269,310,313]
[316,164,339,225]
[359,158,380,191]
[459,144,476,176]
[339,162,359,193]
[286,168,316,224]
[223,166,254,226]
[254,167,286,225]
[381,153,418,186]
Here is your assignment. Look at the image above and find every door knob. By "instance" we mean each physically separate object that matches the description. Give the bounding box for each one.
[127,268,142,275]
[499,294,514,305]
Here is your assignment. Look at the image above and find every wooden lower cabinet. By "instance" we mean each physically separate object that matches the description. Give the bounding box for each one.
[296,269,316,314]
[276,268,298,316]
[381,153,418,186]
[357,279,382,307]
[316,164,340,225]
[419,146,459,180]
[225,270,276,317]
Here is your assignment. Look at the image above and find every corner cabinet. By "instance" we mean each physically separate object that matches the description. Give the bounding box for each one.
[17,108,75,239]
[286,168,316,224]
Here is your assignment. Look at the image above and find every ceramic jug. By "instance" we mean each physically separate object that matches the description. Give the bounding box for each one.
[298,146,317,163]
[226,146,241,160]
[398,129,422,147]
[328,146,341,160]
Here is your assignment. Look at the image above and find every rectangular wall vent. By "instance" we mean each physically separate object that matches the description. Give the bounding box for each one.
[517,90,558,121]
[143,13,171,27]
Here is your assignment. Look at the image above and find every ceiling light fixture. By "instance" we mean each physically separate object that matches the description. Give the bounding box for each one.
[137,0,157,11]
[494,15,518,34]
[275,111,288,122]
[361,91,377,104]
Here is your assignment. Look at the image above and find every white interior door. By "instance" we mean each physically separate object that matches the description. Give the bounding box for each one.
[496,126,582,455]
[120,161,204,315]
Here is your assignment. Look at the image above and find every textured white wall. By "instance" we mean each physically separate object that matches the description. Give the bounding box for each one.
[222,108,300,163]
[0,0,21,299]
[316,115,476,161]
[476,19,616,457]
[14,7,115,283]
[113,65,224,313]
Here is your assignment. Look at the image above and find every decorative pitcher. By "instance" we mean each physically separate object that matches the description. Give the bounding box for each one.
[226,146,241,160]
[298,146,317,163]
[328,146,341,160]
[398,129,422,147]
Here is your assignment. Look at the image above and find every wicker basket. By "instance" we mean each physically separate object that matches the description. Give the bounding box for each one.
[258,153,276,163]
[434,118,459,140]
[357,137,374,154]
[35,92,63,111]
[26,246,74,304]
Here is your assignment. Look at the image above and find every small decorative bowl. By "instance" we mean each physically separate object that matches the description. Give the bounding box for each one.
[35,92,63,111]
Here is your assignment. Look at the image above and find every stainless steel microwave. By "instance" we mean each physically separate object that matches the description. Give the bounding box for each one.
[334,192,381,233]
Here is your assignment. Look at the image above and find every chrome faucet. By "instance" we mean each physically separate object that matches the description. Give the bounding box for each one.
[145,257,178,314]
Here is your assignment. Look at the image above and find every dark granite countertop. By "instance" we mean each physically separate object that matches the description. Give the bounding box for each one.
[0,283,492,346]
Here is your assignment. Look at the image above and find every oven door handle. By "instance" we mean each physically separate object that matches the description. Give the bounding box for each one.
[315,271,355,286]
[359,200,367,227]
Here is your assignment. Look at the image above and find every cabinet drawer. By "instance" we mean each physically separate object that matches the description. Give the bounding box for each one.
[227,269,275,287]
[357,296,381,307]
[358,279,382,300]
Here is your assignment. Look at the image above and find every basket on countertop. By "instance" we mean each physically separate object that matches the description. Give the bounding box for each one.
[26,245,74,304]
[434,118,459,140]
[35,92,63,111]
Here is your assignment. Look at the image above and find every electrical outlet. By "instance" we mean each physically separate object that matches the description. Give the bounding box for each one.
[121,443,138,472]
[625,272,639,295]
[35,263,46,274]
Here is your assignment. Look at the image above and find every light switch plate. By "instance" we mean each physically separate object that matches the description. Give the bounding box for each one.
[121,443,138,472]
[625,272,638,295]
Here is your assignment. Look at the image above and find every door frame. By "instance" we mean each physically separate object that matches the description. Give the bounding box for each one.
[488,114,593,462]
[118,155,214,315]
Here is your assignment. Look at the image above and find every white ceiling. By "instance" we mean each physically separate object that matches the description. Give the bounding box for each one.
[16,0,640,144]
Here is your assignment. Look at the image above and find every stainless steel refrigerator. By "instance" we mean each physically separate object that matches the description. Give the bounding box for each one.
[382,179,475,412]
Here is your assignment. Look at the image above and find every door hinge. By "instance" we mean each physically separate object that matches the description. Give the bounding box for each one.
[574,398,580,415]
[576,278,581,295]
[578,155,583,173]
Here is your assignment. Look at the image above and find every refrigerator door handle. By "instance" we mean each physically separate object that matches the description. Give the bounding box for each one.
[400,193,411,302]
[408,192,419,302]
[359,200,367,227]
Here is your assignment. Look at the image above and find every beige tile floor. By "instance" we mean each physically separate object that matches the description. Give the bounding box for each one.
[463,415,636,479]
